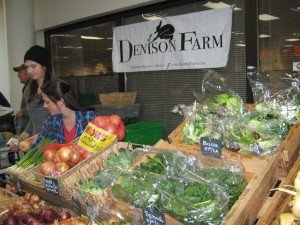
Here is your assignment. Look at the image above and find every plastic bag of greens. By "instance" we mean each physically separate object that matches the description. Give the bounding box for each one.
[222,113,289,156]
[193,70,249,119]
[247,67,300,125]
[173,102,223,145]
[110,148,247,225]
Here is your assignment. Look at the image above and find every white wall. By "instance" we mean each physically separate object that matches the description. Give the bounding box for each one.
[3,0,164,111]
[5,0,35,111]
[34,0,164,30]
[0,0,10,102]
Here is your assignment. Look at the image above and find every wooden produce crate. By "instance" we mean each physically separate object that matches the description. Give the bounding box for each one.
[0,188,19,205]
[154,140,281,225]
[255,156,300,224]
[168,117,300,176]
[31,140,116,198]
[99,92,137,107]
[63,140,279,225]
[62,142,132,206]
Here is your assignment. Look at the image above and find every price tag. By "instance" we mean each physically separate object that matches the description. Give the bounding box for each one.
[200,137,222,159]
[5,173,10,184]
[142,207,166,225]
[72,197,81,216]
[45,178,59,195]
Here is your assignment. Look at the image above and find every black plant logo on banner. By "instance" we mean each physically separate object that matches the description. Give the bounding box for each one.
[148,21,175,43]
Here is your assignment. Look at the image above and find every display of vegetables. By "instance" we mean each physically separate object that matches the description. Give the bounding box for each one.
[8,139,54,173]
[39,144,92,176]
[2,207,83,225]
[78,148,246,225]
[91,115,125,141]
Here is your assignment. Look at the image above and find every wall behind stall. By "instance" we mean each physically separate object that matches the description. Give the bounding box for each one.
[0,0,10,102]
[6,0,35,112]
[34,0,164,30]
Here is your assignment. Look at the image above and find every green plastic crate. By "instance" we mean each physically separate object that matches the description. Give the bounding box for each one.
[124,121,163,145]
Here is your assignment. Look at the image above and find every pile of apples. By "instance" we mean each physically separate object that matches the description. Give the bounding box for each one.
[39,144,93,177]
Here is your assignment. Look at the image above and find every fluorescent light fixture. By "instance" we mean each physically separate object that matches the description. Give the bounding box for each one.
[284,44,294,47]
[291,7,300,12]
[142,13,163,21]
[107,37,113,40]
[60,46,83,49]
[286,38,299,42]
[259,34,271,38]
[259,14,280,21]
[236,44,245,47]
[203,2,242,11]
[107,48,112,50]
[81,35,104,40]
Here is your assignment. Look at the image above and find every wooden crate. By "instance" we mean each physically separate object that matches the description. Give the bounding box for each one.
[168,117,300,176]
[30,140,117,198]
[255,156,300,225]
[155,140,281,225]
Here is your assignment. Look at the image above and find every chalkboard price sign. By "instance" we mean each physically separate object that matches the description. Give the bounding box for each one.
[72,197,81,216]
[16,178,23,194]
[45,178,59,195]
[142,207,166,225]
[200,137,222,159]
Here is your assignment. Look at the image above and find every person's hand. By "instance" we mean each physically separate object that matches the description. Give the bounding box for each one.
[14,111,23,119]
[26,134,38,145]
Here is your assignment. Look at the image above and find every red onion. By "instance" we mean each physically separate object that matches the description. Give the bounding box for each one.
[41,208,58,223]
[3,214,18,225]
[58,212,72,221]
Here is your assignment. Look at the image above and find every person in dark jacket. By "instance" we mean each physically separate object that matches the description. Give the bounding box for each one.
[13,64,30,134]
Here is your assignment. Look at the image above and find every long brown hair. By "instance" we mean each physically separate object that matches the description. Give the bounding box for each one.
[41,79,94,111]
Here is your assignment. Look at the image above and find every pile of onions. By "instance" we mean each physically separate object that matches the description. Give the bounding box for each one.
[40,145,93,177]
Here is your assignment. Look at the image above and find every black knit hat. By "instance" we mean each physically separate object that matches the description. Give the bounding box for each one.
[24,45,51,68]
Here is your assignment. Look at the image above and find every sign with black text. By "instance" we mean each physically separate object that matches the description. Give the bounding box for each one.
[200,137,222,158]
[142,207,166,225]
[113,8,232,72]
[45,178,59,195]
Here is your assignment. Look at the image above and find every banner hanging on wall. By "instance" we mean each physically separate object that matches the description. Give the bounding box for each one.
[112,8,232,73]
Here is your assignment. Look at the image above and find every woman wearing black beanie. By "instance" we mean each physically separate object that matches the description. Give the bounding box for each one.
[14,45,52,146]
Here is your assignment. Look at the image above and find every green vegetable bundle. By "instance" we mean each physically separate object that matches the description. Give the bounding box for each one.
[8,138,53,173]
[80,147,247,225]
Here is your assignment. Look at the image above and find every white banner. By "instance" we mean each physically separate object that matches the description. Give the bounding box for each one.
[112,8,232,73]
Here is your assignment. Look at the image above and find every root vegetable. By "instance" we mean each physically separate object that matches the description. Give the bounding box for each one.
[271,188,300,218]
[279,213,296,225]
[19,141,31,152]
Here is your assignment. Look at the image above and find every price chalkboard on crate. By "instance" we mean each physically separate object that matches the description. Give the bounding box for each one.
[200,137,222,159]
[142,207,166,225]
[45,177,59,195]
[72,197,81,216]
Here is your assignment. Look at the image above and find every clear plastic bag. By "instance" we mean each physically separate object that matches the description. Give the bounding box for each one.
[247,68,300,125]
[107,148,247,225]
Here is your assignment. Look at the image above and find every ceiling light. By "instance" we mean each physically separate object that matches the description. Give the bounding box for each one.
[236,44,245,47]
[203,2,242,11]
[142,13,163,21]
[290,7,300,12]
[284,44,294,47]
[259,34,271,38]
[259,14,280,21]
[81,35,104,40]
[107,48,112,50]
[286,38,299,42]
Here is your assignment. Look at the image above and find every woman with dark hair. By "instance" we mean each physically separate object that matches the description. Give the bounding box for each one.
[17,45,52,143]
[34,78,95,144]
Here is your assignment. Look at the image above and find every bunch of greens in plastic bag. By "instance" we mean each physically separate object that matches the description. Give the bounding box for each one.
[247,68,300,125]
[111,149,247,225]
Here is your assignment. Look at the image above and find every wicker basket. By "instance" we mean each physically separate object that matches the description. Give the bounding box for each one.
[99,92,137,107]
[31,140,117,198]
[62,142,133,206]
